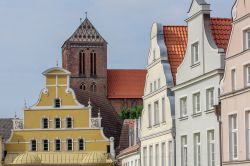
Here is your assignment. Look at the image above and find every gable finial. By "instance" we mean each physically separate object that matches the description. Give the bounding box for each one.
[85,11,88,19]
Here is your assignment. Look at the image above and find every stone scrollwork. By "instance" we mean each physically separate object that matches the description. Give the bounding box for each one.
[91,118,102,128]
[42,88,48,95]
[13,119,23,130]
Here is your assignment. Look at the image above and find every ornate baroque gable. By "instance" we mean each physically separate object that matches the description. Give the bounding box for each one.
[68,18,106,43]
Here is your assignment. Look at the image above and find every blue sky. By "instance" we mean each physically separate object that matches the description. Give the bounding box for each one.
[0,0,234,118]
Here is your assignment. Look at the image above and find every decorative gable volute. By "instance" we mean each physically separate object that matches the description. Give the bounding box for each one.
[187,0,210,20]
[147,23,167,66]
[232,0,250,21]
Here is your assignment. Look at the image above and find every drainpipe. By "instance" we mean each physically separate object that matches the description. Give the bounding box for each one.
[215,103,222,166]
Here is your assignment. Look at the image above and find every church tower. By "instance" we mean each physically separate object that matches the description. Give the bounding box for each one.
[62,17,107,96]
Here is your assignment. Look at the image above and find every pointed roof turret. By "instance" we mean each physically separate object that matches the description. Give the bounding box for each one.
[65,17,107,45]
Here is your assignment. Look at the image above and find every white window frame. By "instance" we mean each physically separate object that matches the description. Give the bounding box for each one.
[231,68,236,91]
[193,92,201,114]
[149,145,153,166]
[229,114,238,160]
[148,104,152,127]
[244,29,250,50]
[192,42,199,65]
[246,111,250,159]
[54,139,61,151]
[154,101,159,125]
[207,130,215,166]
[155,143,159,166]
[66,138,73,151]
[158,78,161,89]
[42,139,49,151]
[162,97,166,122]
[180,97,187,117]
[181,135,188,166]
[150,83,153,93]
[245,64,250,87]
[194,133,201,166]
[206,88,214,110]
[143,147,147,166]
[42,117,49,129]
[54,117,61,129]
[30,139,37,152]
[154,81,157,91]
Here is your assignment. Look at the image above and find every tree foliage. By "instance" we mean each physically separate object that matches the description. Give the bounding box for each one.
[119,105,143,120]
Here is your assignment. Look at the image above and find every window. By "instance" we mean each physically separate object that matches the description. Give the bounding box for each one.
[206,88,214,110]
[208,130,215,166]
[162,98,166,122]
[192,43,199,64]
[31,140,37,151]
[154,101,159,125]
[149,145,153,166]
[181,136,187,166]
[129,127,134,146]
[148,104,152,127]
[66,117,72,128]
[231,69,236,91]
[180,97,187,117]
[154,81,157,91]
[150,83,153,93]
[246,111,250,159]
[42,118,49,129]
[66,139,73,151]
[135,160,137,166]
[55,139,61,151]
[80,82,86,90]
[90,52,96,76]
[54,98,61,108]
[79,50,85,75]
[55,118,61,128]
[155,144,159,166]
[168,141,173,166]
[245,65,250,87]
[91,82,97,92]
[43,139,49,151]
[193,93,201,114]
[194,133,201,166]
[78,139,84,151]
[143,147,147,166]
[158,79,161,89]
[229,114,238,160]
[245,29,250,50]
[162,142,167,166]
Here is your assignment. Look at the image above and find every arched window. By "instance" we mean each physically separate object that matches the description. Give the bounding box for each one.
[80,83,86,91]
[90,51,96,76]
[42,118,49,129]
[79,50,85,75]
[90,82,97,92]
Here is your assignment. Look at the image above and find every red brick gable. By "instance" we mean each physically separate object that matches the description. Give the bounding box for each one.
[107,69,146,99]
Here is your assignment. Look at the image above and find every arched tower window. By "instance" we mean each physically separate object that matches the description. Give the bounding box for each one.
[90,51,96,76]
[79,50,85,75]
[90,82,97,92]
[80,83,86,91]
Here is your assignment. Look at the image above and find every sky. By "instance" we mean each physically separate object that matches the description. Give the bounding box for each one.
[0,0,234,118]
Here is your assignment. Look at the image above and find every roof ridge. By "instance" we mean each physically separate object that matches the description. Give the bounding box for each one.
[210,17,232,20]
[164,25,187,27]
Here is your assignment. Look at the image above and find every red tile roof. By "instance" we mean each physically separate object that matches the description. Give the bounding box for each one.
[107,69,147,99]
[163,26,188,84]
[210,18,232,51]
[117,144,140,159]
[163,18,232,84]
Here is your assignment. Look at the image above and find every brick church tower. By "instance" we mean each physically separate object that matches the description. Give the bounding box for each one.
[62,17,107,96]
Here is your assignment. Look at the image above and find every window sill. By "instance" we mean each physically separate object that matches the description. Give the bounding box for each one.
[191,112,202,118]
[205,108,215,114]
[161,121,166,125]
[153,124,160,128]
[191,62,200,68]
[179,116,188,121]
[147,126,152,130]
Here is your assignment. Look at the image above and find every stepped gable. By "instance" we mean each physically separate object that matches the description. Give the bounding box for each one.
[163,26,188,85]
[107,69,147,99]
[210,18,232,51]
[65,18,106,44]
[0,118,13,140]
[73,89,122,148]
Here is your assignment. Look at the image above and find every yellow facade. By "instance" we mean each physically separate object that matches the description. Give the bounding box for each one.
[4,67,114,165]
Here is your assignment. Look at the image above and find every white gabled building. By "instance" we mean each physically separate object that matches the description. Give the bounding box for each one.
[140,22,187,166]
[172,1,231,166]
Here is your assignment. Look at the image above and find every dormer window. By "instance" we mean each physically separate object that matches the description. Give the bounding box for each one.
[191,42,199,65]
[244,29,250,50]
[54,98,61,108]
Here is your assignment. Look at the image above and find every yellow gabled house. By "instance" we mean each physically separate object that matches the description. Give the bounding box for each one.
[4,67,114,166]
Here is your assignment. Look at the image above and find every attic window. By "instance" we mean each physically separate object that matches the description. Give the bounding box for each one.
[54,98,61,108]
[96,36,99,39]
